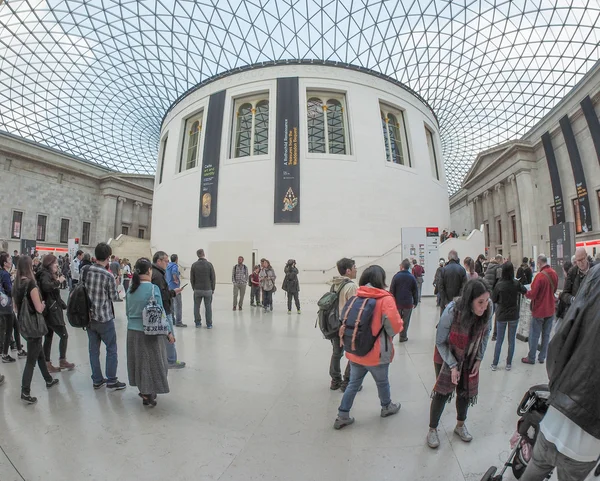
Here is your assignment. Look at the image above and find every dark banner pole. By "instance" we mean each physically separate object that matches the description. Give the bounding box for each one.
[559,114,593,232]
[199,90,226,228]
[581,95,600,167]
[274,77,300,224]
[541,132,566,224]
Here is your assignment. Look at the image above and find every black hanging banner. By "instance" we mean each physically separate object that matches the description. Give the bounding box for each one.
[274,77,300,224]
[541,132,566,224]
[199,90,226,228]
[559,114,593,233]
[581,95,600,166]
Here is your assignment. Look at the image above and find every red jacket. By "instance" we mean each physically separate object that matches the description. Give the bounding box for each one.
[526,265,558,318]
[345,286,403,367]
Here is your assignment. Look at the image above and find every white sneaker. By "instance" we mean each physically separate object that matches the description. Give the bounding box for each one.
[427,429,440,448]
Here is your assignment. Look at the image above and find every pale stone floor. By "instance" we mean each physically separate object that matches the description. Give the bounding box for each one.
[0,285,588,480]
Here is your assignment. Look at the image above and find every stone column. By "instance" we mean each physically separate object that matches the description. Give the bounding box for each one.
[132,201,142,235]
[98,195,118,242]
[468,199,476,233]
[115,196,126,238]
[472,196,480,230]
[147,205,152,239]
[507,174,522,260]
[489,187,499,256]
[495,183,510,257]
[482,190,491,251]
[515,170,536,261]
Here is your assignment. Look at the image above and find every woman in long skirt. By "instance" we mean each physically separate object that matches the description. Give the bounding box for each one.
[126,258,173,407]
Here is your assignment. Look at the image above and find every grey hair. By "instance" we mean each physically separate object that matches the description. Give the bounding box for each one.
[495,254,503,262]
[538,254,548,264]
[448,250,459,261]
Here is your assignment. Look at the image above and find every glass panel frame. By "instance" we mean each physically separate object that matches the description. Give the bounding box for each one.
[11,211,23,239]
[82,222,91,246]
[60,218,70,244]
[307,97,326,154]
[36,214,47,242]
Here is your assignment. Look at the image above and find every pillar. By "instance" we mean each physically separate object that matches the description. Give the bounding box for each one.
[507,174,522,261]
[495,183,510,257]
[132,201,142,235]
[468,199,476,233]
[515,170,536,261]
[147,205,152,239]
[115,196,126,238]
[99,195,118,242]
[482,190,491,252]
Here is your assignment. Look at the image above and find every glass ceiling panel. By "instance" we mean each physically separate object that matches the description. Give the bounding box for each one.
[0,0,599,194]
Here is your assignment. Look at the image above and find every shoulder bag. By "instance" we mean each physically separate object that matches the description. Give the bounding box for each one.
[19,284,48,339]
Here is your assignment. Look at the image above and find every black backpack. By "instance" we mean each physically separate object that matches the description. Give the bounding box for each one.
[340,296,380,356]
[315,280,351,339]
[67,266,91,329]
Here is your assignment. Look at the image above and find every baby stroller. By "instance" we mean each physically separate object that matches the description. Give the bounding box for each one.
[481,384,550,480]
[482,384,600,480]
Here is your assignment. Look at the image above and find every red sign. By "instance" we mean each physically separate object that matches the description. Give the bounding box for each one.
[426,227,439,237]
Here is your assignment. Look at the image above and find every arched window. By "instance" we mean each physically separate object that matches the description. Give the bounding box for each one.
[233,95,269,158]
[179,112,203,172]
[307,92,349,154]
[381,104,410,166]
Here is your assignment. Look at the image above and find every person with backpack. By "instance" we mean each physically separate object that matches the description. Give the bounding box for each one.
[126,258,171,407]
[36,255,75,373]
[333,265,403,429]
[516,257,533,286]
[231,256,248,311]
[282,259,300,314]
[322,258,358,391]
[83,243,126,390]
[427,278,493,448]
[13,255,59,404]
[259,259,276,312]
[411,259,425,304]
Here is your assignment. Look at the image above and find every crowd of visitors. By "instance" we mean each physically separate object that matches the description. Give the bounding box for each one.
[0,241,599,479]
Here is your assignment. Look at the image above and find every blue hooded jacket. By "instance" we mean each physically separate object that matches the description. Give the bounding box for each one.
[166,262,180,290]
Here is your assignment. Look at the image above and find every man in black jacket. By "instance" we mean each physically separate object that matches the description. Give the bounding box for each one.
[438,250,467,315]
[190,249,216,328]
[516,257,533,286]
[521,264,600,481]
[559,248,593,310]
[152,251,185,369]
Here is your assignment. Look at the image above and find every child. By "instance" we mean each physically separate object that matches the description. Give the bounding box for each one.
[250,266,261,307]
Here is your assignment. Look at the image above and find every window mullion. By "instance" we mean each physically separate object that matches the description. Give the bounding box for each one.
[323,99,329,154]
[385,113,392,162]
[250,103,257,156]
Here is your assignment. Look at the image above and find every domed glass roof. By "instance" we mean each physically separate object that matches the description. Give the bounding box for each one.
[1,0,598,193]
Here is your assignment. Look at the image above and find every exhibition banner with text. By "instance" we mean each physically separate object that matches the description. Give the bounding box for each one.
[541,132,566,224]
[274,77,300,224]
[199,90,226,228]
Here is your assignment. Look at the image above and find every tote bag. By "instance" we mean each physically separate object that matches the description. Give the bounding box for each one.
[142,286,170,336]
[19,288,48,339]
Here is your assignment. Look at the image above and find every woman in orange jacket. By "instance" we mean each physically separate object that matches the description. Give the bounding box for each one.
[334,265,404,429]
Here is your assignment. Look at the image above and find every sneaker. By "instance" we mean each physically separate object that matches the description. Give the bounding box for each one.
[21,392,37,404]
[506,364,512,371]
[454,425,473,442]
[288,310,291,315]
[381,402,401,418]
[168,361,186,369]
[521,357,535,365]
[2,355,16,363]
[250,303,256,307]
[270,306,273,312]
[333,416,355,430]
[538,359,545,364]
[427,429,440,448]
[46,379,59,389]
[491,364,497,371]
[107,381,126,390]
[238,306,242,311]
[399,337,408,343]
[59,359,75,370]
[233,306,237,311]
[297,310,301,314]
[175,323,188,328]
[195,323,202,328]
[207,325,213,329]
[330,381,341,390]
[17,349,27,359]
[46,361,61,373]
[93,379,107,389]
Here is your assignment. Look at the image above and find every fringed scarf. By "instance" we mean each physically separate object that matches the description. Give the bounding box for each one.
[432,309,488,406]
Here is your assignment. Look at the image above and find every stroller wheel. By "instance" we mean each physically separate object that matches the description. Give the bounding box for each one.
[481,467,497,481]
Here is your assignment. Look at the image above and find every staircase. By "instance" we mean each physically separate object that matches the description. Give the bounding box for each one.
[108,234,152,262]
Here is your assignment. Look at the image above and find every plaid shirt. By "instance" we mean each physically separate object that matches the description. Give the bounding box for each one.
[83,264,118,323]
[232,264,248,284]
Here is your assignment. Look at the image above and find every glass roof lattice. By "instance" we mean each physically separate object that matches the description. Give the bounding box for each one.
[1,0,599,194]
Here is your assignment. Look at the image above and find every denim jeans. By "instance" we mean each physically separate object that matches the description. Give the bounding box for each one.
[87,319,118,384]
[520,431,597,481]
[193,290,213,326]
[262,289,273,309]
[493,320,519,366]
[21,337,52,394]
[165,314,177,364]
[528,316,554,363]
[172,293,183,325]
[399,308,412,341]
[338,362,391,417]
[416,278,423,303]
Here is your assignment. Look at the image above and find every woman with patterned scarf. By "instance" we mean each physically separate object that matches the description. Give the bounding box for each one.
[427,279,493,449]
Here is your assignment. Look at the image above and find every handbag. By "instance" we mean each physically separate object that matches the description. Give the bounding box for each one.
[0,285,11,314]
[142,286,170,336]
[19,288,48,339]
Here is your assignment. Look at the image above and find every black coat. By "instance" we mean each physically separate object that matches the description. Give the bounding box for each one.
[547,264,600,438]
[516,264,533,285]
[438,260,467,309]
[151,264,176,316]
[282,265,300,293]
[36,269,66,326]
[190,258,216,291]
[491,279,527,322]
